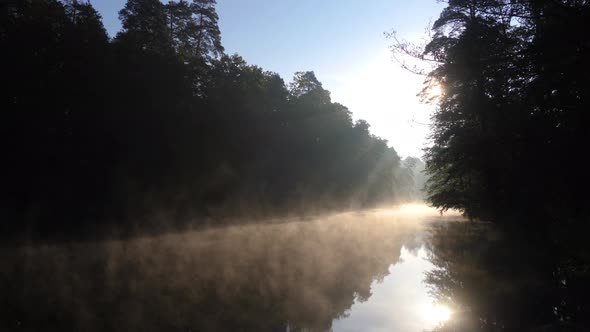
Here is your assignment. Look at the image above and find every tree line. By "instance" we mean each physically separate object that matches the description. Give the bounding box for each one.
[419,0,590,225]
[415,2,590,329]
[1,0,418,238]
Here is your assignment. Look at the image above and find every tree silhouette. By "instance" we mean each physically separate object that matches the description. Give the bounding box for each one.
[421,0,590,224]
[1,0,417,239]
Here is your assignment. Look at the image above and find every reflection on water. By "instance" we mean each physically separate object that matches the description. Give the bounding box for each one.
[0,205,461,331]
[425,222,590,332]
[7,205,588,332]
[332,246,448,332]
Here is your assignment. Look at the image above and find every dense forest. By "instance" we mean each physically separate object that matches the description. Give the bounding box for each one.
[0,0,420,238]
[410,1,590,330]
[417,0,590,225]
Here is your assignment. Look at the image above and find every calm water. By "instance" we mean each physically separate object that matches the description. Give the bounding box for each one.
[331,245,442,332]
[0,205,466,331]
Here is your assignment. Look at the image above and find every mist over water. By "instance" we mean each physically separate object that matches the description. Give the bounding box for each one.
[5,0,590,330]
[0,204,462,332]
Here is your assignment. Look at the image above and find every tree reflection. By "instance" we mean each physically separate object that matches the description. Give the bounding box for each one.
[0,212,423,332]
[425,222,590,332]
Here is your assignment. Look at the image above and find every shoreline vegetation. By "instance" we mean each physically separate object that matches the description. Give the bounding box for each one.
[1,0,426,241]
[402,1,590,329]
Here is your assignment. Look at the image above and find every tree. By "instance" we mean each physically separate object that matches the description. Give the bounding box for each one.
[1,0,416,237]
[117,0,171,54]
[289,71,329,100]
[164,0,223,63]
[189,0,223,61]
[420,0,590,224]
[422,0,525,219]
[165,0,191,59]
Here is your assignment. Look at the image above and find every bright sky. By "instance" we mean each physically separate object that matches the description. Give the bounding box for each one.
[93,0,444,158]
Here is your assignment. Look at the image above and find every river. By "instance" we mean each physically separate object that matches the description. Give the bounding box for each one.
[4,204,584,331]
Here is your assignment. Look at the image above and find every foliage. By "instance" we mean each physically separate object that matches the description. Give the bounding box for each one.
[421,0,590,223]
[0,0,415,238]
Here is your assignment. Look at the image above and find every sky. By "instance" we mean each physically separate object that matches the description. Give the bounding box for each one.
[92,0,445,158]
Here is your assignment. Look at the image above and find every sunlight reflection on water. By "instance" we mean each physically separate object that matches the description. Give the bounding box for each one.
[1,204,465,332]
[332,245,446,332]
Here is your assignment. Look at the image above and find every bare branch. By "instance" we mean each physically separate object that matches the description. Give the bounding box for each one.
[385,27,441,76]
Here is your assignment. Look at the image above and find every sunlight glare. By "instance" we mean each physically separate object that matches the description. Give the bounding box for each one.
[423,82,443,103]
[329,50,434,158]
[422,303,452,325]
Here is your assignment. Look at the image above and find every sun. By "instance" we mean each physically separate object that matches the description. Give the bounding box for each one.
[422,303,452,325]
[428,84,443,99]
[422,82,443,103]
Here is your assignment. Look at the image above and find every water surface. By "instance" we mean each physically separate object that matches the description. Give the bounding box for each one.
[0,204,462,331]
